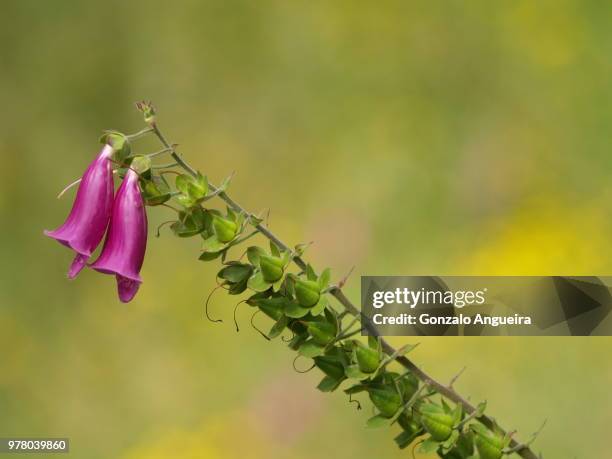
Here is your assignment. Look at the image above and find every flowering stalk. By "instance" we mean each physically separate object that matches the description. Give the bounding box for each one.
[47,102,544,459]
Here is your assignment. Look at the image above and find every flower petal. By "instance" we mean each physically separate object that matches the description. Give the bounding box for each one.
[116,275,141,303]
[68,253,89,279]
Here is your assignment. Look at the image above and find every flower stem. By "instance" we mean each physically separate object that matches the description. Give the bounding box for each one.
[149,120,540,459]
[127,126,154,140]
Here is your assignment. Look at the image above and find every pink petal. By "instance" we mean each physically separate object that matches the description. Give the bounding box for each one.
[68,253,89,279]
[116,275,141,303]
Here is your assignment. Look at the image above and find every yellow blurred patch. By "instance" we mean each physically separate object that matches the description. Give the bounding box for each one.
[121,411,301,459]
[462,198,611,275]
[504,0,584,67]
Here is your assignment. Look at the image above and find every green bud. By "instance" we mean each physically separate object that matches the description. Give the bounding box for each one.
[368,387,401,418]
[307,322,336,346]
[355,343,379,373]
[260,255,284,282]
[213,217,237,243]
[130,155,151,174]
[420,404,454,441]
[100,131,131,163]
[473,428,504,459]
[295,279,321,308]
[135,100,156,125]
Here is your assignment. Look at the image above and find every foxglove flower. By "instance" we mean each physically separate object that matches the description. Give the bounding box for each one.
[91,169,148,302]
[45,145,115,278]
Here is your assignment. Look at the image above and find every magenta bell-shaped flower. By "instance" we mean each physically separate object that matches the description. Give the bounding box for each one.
[45,144,115,279]
[91,169,148,302]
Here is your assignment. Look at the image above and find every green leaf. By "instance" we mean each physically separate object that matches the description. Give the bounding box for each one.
[226,206,237,222]
[193,172,208,199]
[344,383,368,395]
[175,174,191,196]
[475,401,487,417]
[366,415,391,429]
[250,297,286,321]
[452,404,463,426]
[272,277,285,292]
[246,246,266,267]
[394,429,422,450]
[171,209,207,237]
[287,331,308,351]
[441,430,460,452]
[269,240,281,257]
[176,172,208,203]
[442,398,452,414]
[218,264,252,283]
[308,321,337,346]
[218,172,234,191]
[419,438,440,454]
[176,194,195,208]
[317,375,343,393]
[298,340,325,358]
[309,296,327,316]
[269,315,289,339]
[201,234,226,253]
[199,251,222,261]
[141,176,171,206]
[228,277,249,295]
[345,364,368,380]
[284,301,310,319]
[305,264,317,281]
[318,268,331,289]
[313,355,345,380]
[247,271,272,292]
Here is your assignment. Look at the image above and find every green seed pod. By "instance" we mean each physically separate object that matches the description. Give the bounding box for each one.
[419,404,454,441]
[308,322,336,346]
[295,279,321,307]
[355,344,379,373]
[368,386,401,418]
[474,428,504,459]
[259,255,284,282]
[213,217,237,243]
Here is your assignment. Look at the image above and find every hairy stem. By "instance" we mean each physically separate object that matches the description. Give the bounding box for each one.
[150,122,540,459]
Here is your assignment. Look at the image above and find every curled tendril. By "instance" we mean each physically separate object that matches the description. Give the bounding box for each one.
[411,440,424,459]
[155,220,176,237]
[348,393,362,410]
[281,329,295,343]
[161,203,181,213]
[233,300,247,332]
[292,355,315,374]
[204,285,224,323]
[250,310,270,341]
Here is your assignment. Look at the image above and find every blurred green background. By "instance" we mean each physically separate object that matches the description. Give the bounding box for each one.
[1,0,611,457]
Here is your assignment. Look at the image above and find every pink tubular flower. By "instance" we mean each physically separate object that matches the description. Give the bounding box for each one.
[45,144,115,278]
[91,169,148,302]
